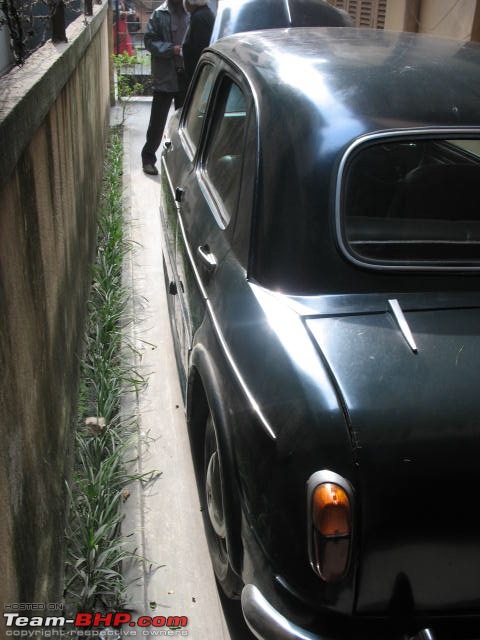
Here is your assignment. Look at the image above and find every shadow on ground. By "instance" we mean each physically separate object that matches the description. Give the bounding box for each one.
[217,586,256,640]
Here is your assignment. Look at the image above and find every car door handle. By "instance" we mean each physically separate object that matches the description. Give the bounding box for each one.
[197,245,217,272]
[175,187,184,203]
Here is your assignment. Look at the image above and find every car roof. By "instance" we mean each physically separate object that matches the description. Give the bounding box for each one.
[210,27,480,144]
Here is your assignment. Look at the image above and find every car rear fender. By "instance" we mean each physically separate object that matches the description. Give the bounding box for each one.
[187,341,243,577]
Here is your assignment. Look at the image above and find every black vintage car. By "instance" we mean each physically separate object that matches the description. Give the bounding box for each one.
[159,27,480,640]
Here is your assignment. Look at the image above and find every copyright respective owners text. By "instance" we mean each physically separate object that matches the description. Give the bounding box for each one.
[4,633,189,638]
[3,604,189,637]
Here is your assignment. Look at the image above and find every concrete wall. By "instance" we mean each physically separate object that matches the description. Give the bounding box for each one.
[419,0,477,39]
[384,0,409,31]
[0,2,110,617]
[385,0,478,39]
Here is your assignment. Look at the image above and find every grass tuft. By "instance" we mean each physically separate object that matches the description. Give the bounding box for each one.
[65,127,153,613]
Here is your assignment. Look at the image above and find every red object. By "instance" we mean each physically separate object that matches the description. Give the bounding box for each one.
[114,6,134,56]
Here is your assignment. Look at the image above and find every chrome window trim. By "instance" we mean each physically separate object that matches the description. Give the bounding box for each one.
[335,127,480,273]
[181,54,261,275]
[197,169,228,230]
[179,61,217,164]
[197,75,249,229]
[179,119,196,165]
[161,158,276,441]
[306,470,354,579]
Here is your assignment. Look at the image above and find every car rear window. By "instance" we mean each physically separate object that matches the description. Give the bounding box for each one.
[340,137,480,269]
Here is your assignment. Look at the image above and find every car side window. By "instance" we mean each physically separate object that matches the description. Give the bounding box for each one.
[183,64,215,154]
[202,79,248,226]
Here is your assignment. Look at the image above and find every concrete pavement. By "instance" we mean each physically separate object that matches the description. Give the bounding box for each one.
[118,99,255,640]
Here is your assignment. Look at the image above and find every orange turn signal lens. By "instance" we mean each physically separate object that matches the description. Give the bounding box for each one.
[312,483,351,537]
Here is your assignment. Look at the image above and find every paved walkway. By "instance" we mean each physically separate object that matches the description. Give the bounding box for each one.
[119,100,255,640]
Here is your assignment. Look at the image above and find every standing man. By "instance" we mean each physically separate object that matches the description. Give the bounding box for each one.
[182,0,215,84]
[141,0,189,175]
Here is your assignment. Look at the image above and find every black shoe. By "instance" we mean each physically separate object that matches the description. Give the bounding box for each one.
[143,163,158,175]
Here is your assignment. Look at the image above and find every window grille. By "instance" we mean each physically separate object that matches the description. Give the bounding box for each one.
[328,0,387,29]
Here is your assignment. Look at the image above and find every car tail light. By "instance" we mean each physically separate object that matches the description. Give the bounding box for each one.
[307,472,353,583]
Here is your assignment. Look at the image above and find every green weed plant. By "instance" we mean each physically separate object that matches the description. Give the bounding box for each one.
[65,128,153,613]
[112,52,144,125]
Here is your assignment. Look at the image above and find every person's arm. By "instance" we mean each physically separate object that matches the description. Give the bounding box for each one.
[144,12,178,58]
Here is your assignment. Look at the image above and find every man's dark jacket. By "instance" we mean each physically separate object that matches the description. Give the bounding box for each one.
[144,2,186,92]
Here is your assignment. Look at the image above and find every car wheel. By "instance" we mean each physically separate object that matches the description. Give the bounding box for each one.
[203,414,242,598]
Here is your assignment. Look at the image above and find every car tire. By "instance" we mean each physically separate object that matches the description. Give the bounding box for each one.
[203,413,242,599]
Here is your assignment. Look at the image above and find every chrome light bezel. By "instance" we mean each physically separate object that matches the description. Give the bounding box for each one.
[306,469,354,582]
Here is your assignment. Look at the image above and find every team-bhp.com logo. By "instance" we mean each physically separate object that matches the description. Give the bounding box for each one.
[4,610,189,637]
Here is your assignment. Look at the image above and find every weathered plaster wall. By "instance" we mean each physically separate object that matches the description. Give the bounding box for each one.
[385,0,477,39]
[384,0,409,31]
[419,0,476,40]
[0,2,110,617]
